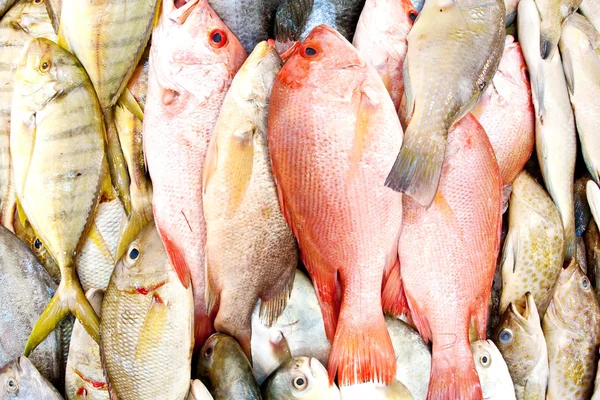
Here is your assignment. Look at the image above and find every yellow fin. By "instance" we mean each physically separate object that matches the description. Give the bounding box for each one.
[87,222,114,265]
[349,87,378,180]
[103,110,131,214]
[135,292,167,362]
[224,125,256,215]
[115,204,153,261]
[15,197,28,229]
[118,88,144,120]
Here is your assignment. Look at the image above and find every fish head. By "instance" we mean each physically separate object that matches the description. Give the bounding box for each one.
[0,357,54,398]
[6,0,54,38]
[13,217,60,283]
[197,333,252,385]
[358,0,417,45]
[471,340,514,399]
[263,356,337,399]
[233,41,283,104]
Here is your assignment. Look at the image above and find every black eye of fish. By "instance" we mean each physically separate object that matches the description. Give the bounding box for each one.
[129,247,140,260]
[209,29,227,48]
[204,346,213,358]
[212,32,222,43]
[409,11,417,22]
[304,47,317,57]
[499,329,513,344]
[480,355,489,366]
[293,376,307,390]
[34,238,42,250]
[582,277,590,289]
[7,378,17,392]
[40,60,51,72]
[33,0,43,4]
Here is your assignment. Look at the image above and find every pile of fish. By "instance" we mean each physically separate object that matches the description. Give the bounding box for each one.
[1,0,600,398]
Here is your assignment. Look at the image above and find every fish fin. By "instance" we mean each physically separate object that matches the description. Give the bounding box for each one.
[156,224,191,288]
[381,259,411,318]
[116,196,153,260]
[194,313,215,352]
[533,70,546,119]
[384,129,444,207]
[87,222,115,265]
[1,190,16,232]
[539,28,558,60]
[103,109,131,215]
[25,270,99,355]
[57,20,70,51]
[204,256,219,317]
[202,132,218,195]
[15,196,28,229]
[153,0,163,29]
[259,270,295,327]
[402,58,415,122]
[562,48,575,95]
[350,87,380,180]
[224,125,256,215]
[406,295,432,343]
[328,311,396,385]
[118,88,144,120]
[428,335,482,399]
[135,293,167,361]
[472,297,490,341]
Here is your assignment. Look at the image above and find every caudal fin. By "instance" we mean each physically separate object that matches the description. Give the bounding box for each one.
[381,259,410,318]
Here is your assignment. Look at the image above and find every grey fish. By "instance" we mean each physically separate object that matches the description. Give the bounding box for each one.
[0,357,63,399]
[575,175,593,237]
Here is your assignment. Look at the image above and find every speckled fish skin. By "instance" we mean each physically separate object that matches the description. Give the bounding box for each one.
[65,289,109,400]
[494,293,549,400]
[384,0,505,207]
[560,14,600,186]
[352,0,418,111]
[518,0,577,260]
[471,340,516,400]
[11,37,105,354]
[143,0,247,348]
[499,170,564,316]
[471,36,534,186]
[543,259,600,399]
[0,357,63,399]
[196,333,262,400]
[14,217,61,284]
[0,226,63,389]
[208,0,280,53]
[0,0,56,231]
[100,222,194,400]
[580,0,600,33]
[203,42,297,359]
[261,357,341,400]
[534,0,582,59]
[268,25,403,386]
[399,115,502,399]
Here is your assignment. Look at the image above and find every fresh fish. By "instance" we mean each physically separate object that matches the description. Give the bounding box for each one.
[262,357,341,400]
[44,0,60,33]
[0,357,63,399]
[58,0,160,215]
[585,218,600,304]
[101,222,194,400]
[384,0,505,206]
[518,0,577,259]
[471,340,516,400]
[208,0,280,53]
[410,0,424,12]
[196,333,262,400]
[251,329,292,385]
[499,170,564,316]
[143,0,247,348]
[543,258,600,399]
[11,37,105,355]
[471,36,535,186]
[580,0,600,33]
[505,0,520,25]
[188,380,215,400]
[268,25,404,385]
[352,0,418,110]
[65,289,108,400]
[534,0,582,59]
[575,175,593,237]
[0,0,17,17]
[399,115,502,399]
[0,226,63,388]
[14,217,61,284]
[0,0,56,231]
[494,293,549,400]
[560,14,600,186]
[203,41,297,358]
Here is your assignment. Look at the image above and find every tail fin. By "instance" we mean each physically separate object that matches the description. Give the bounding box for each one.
[103,109,132,215]
[427,336,482,400]
[115,197,153,260]
[381,259,410,318]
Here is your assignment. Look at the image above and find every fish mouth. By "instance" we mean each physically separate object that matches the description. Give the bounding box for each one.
[308,357,328,379]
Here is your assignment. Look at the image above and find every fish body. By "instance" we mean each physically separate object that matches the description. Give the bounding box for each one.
[534,0,582,59]
[471,36,534,186]
[581,0,600,33]
[518,0,577,259]
[399,114,502,399]
[196,333,262,400]
[65,289,109,400]
[0,0,56,231]
[352,0,418,110]
[203,41,297,358]
[101,222,194,400]
[471,340,516,400]
[0,357,63,399]
[494,293,548,400]
[143,0,247,347]
[268,25,404,385]
[384,0,505,206]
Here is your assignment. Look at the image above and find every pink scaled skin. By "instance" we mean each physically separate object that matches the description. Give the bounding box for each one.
[268,25,404,386]
[471,36,534,186]
[143,0,247,349]
[399,114,502,400]
[353,0,418,111]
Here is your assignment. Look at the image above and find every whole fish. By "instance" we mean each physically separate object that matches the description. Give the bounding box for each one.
[384,0,505,206]
[208,0,280,53]
[11,37,105,355]
[399,114,502,399]
[101,222,194,400]
[518,0,577,259]
[534,0,582,59]
[0,226,63,388]
[471,36,534,186]
[203,41,297,359]
[14,217,61,284]
[580,0,600,33]
[543,258,600,399]
[262,357,341,400]
[585,218,600,304]
[560,14,600,186]
[65,289,108,400]
[352,0,418,110]
[143,0,247,348]
[499,170,564,316]
[0,0,16,16]
[494,293,549,400]
[188,380,215,400]
[268,25,404,385]
[196,333,262,400]
[575,175,593,237]
[471,340,516,400]
[0,357,63,400]
[0,0,56,231]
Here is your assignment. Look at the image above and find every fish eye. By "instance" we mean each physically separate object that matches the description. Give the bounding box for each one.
[204,345,213,359]
[33,0,43,4]
[209,29,227,49]
[301,46,319,59]
[128,246,140,261]
[498,328,513,344]
[33,238,42,250]
[39,59,51,73]
[408,10,418,22]
[479,353,491,367]
[293,375,308,390]
[582,277,591,290]
[7,377,18,393]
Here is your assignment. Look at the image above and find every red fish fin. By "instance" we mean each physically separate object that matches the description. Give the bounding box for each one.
[472,296,490,340]
[194,312,215,352]
[156,224,190,288]
[381,259,410,318]
[328,311,396,386]
[428,335,482,400]
[303,253,340,342]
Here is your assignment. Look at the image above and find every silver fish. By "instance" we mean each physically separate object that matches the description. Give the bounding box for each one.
[0,357,63,399]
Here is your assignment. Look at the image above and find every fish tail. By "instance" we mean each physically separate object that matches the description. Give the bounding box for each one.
[381,259,410,318]
[103,109,132,215]
[427,336,482,400]
[25,268,100,355]
[115,193,153,260]
[384,126,445,207]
